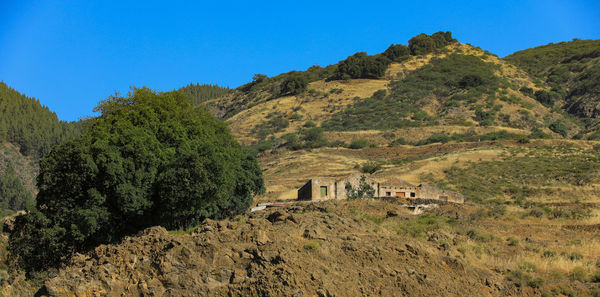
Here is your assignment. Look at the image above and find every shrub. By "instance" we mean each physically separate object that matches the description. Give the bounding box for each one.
[373,89,387,100]
[349,139,370,149]
[549,120,568,137]
[280,74,308,95]
[301,127,328,148]
[507,237,520,246]
[333,52,389,80]
[518,262,537,272]
[304,241,319,250]
[390,137,407,146]
[570,266,587,282]
[9,88,265,275]
[534,90,555,106]
[360,161,381,174]
[383,44,410,62]
[409,31,455,55]
[303,120,316,128]
[542,250,557,258]
[519,86,534,96]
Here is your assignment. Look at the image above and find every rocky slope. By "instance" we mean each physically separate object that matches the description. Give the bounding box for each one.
[31,200,525,297]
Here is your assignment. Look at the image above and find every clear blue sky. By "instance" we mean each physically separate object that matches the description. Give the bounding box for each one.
[1,0,599,121]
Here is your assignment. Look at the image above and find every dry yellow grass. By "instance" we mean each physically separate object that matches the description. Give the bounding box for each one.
[324,125,530,145]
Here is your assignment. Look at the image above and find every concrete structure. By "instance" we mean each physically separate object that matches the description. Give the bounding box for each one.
[297,175,464,204]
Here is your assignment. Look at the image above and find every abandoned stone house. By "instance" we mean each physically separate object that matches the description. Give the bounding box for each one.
[297,174,465,204]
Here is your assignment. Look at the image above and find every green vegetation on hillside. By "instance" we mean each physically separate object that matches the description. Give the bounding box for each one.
[0,164,34,217]
[440,144,600,206]
[9,88,265,275]
[505,39,600,136]
[504,39,600,76]
[0,83,83,157]
[178,83,231,105]
[331,31,456,81]
[322,54,505,131]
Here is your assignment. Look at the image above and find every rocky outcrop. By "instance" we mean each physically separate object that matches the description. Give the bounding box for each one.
[39,201,519,297]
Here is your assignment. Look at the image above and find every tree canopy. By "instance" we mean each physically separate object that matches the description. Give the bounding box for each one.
[10,87,264,274]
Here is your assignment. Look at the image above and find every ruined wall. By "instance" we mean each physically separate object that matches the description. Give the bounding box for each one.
[378,185,417,198]
[416,185,465,204]
[298,179,337,201]
[336,174,378,199]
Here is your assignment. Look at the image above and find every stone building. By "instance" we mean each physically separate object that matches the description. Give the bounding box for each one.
[416,184,465,203]
[379,178,417,198]
[297,174,465,204]
[297,178,337,201]
[297,173,378,201]
[336,173,379,199]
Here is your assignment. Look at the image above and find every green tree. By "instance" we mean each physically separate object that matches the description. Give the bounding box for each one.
[280,74,308,95]
[0,164,34,215]
[10,87,265,274]
[345,175,376,200]
[334,52,389,80]
[383,44,410,62]
[409,34,435,55]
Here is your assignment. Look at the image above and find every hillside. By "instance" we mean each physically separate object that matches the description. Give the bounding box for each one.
[0,83,84,217]
[203,37,585,148]
[4,196,598,296]
[505,39,600,138]
[1,34,599,297]
[0,82,83,158]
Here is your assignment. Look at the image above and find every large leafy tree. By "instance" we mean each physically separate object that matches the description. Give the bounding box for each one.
[10,87,264,274]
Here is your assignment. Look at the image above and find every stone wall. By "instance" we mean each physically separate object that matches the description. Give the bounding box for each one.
[297,179,337,201]
[336,174,379,199]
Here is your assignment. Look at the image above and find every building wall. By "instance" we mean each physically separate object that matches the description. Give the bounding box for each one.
[298,178,465,204]
[336,174,379,199]
[297,179,337,201]
[378,186,417,198]
[416,185,465,203]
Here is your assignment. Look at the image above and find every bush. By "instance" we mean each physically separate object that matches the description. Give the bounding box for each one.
[507,237,520,246]
[519,86,534,96]
[409,31,455,55]
[333,52,389,80]
[9,88,265,275]
[301,127,328,148]
[373,89,387,100]
[383,44,410,62]
[280,74,308,95]
[349,139,370,149]
[534,90,555,107]
[361,161,381,174]
[570,266,587,282]
[549,120,569,137]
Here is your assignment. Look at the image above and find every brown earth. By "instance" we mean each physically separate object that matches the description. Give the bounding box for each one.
[33,200,527,297]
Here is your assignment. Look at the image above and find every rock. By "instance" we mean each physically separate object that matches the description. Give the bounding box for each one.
[386,210,399,217]
[255,230,270,245]
[267,211,286,223]
[231,269,247,284]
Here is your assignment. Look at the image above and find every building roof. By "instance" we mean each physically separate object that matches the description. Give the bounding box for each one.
[381,178,415,188]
